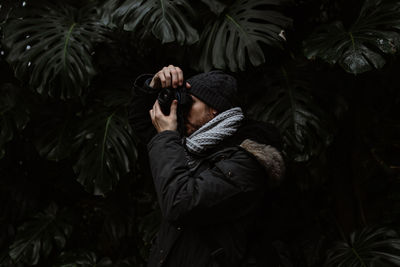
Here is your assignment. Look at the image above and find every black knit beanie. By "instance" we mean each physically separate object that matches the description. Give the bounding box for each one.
[187,70,238,112]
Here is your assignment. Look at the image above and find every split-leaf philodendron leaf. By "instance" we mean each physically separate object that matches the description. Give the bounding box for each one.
[248,63,332,162]
[197,0,292,72]
[325,227,400,267]
[72,111,137,196]
[102,0,199,45]
[9,203,72,266]
[304,0,400,74]
[3,2,108,99]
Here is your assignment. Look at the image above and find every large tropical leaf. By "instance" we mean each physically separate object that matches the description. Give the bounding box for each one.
[9,203,72,266]
[72,110,137,196]
[304,0,400,74]
[247,61,332,162]
[0,83,29,159]
[3,2,108,99]
[325,227,400,267]
[102,0,199,45]
[196,0,292,72]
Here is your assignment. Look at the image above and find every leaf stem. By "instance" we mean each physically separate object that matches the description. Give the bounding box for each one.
[63,23,76,69]
[160,0,165,21]
[351,246,367,267]
[100,112,115,180]
[225,14,248,38]
[280,66,296,131]
[349,32,355,50]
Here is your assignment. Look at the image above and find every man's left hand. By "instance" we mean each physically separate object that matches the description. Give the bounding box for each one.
[149,100,178,133]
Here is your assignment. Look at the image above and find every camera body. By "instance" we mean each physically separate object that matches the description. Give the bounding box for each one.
[157,82,193,134]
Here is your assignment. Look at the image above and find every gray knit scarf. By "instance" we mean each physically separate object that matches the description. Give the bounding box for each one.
[183,107,244,168]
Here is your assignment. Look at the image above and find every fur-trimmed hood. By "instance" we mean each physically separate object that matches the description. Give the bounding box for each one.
[239,139,285,184]
[217,119,285,184]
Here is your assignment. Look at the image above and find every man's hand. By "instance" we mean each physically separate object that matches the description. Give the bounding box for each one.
[150,65,191,89]
[149,99,178,133]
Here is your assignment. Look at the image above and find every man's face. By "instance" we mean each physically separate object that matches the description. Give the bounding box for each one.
[184,94,217,137]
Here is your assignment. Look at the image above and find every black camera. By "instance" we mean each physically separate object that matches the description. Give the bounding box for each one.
[157,83,193,135]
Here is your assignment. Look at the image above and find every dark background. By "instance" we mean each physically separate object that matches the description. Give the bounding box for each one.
[0,0,399,266]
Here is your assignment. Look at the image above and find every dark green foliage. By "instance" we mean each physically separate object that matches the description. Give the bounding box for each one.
[0,83,30,159]
[33,108,76,162]
[200,0,227,15]
[325,227,400,267]
[102,0,199,45]
[9,203,72,265]
[304,0,400,74]
[247,60,333,162]
[3,2,108,98]
[197,0,292,71]
[55,251,112,267]
[0,0,400,266]
[72,111,137,196]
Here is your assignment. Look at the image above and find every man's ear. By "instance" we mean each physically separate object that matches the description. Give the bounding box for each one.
[211,108,218,118]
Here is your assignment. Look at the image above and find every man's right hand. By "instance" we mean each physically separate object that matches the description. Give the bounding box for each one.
[149,65,191,89]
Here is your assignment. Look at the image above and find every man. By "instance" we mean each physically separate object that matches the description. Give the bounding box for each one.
[130,65,285,266]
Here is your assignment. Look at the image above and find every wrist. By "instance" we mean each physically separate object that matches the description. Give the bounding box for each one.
[158,126,177,133]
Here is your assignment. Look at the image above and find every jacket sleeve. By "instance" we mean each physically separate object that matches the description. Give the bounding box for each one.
[127,74,158,144]
[147,130,266,226]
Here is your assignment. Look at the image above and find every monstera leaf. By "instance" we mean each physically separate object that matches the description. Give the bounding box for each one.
[9,203,72,266]
[304,0,400,74]
[0,83,30,159]
[102,0,199,45]
[325,227,400,267]
[3,2,108,99]
[72,110,137,196]
[247,62,332,162]
[196,0,292,72]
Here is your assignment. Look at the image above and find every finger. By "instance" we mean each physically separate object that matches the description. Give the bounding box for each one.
[176,67,183,86]
[186,82,191,88]
[170,100,178,116]
[149,109,154,122]
[154,100,162,117]
[154,99,160,110]
[170,67,178,88]
[158,71,167,88]
[163,68,171,88]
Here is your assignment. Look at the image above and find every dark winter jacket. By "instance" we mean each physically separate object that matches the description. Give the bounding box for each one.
[128,74,285,266]
[146,123,285,267]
